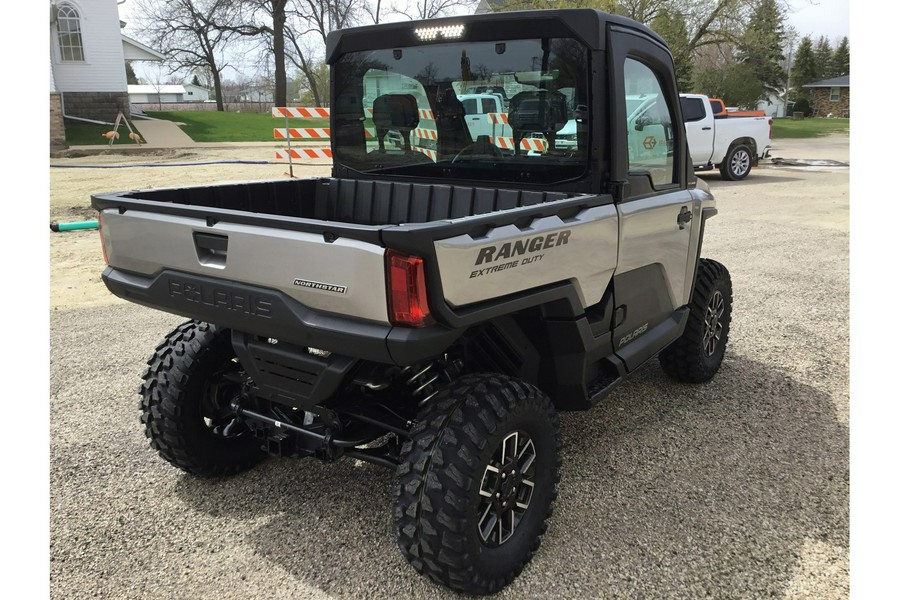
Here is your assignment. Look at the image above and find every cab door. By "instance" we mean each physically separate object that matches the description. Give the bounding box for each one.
[681,95,714,165]
[607,26,700,371]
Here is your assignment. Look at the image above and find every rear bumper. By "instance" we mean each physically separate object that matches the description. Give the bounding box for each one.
[103,266,462,365]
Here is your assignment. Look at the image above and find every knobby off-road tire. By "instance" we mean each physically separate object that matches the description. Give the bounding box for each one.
[660,259,733,383]
[393,374,561,595]
[719,143,753,180]
[139,320,265,477]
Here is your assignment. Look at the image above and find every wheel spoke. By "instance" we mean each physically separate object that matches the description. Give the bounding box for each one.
[518,439,536,473]
[501,432,518,464]
[501,507,516,543]
[479,503,498,542]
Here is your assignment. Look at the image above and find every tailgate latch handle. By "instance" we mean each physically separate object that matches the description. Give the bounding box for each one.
[194,232,228,268]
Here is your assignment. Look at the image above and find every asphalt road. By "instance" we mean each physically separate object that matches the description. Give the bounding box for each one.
[49,139,849,599]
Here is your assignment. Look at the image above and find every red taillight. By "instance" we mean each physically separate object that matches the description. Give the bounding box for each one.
[98,213,108,264]
[386,249,434,327]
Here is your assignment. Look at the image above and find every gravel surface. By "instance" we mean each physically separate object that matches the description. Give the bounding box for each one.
[49,137,849,599]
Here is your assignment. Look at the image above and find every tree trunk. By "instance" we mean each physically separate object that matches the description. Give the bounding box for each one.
[212,66,225,111]
[273,0,288,106]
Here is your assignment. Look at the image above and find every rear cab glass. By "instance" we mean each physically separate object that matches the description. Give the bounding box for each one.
[331,37,591,185]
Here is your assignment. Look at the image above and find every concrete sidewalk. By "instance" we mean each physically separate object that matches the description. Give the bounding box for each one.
[134,119,197,148]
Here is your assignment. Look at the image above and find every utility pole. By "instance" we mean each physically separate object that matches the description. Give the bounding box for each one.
[783,27,798,117]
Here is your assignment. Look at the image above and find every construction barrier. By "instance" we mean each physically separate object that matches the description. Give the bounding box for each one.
[272,106,545,169]
[275,148,333,160]
[272,106,436,121]
[412,147,437,161]
[274,128,375,139]
[491,137,546,152]
[272,106,331,119]
[273,107,334,174]
[413,128,438,140]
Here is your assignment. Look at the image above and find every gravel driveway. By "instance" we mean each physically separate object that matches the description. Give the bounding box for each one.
[49,137,849,599]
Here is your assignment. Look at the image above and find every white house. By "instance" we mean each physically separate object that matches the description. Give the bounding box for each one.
[128,84,188,103]
[756,93,789,118]
[49,0,163,147]
[183,83,210,102]
[128,84,211,103]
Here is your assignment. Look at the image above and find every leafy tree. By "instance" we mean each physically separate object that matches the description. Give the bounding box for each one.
[695,62,764,109]
[738,0,784,96]
[293,60,329,105]
[831,36,849,77]
[191,74,202,86]
[790,35,816,99]
[813,35,833,79]
[651,9,694,91]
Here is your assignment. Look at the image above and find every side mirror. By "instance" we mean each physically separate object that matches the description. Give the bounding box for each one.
[634,115,652,132]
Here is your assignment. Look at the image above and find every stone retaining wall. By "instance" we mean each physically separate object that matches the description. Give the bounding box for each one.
[50,93,67,151]
[62,91,130,122]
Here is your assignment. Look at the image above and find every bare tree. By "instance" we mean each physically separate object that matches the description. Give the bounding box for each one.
[240,1,290,106]
[135,0,262,111]
[395,0,479,20]
[293,0,359,47]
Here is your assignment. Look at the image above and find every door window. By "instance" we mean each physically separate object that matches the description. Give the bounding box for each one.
[680,97,706,122]
[624,58,677,187]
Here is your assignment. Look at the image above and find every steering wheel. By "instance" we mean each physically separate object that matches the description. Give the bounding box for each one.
[451,140,503,163]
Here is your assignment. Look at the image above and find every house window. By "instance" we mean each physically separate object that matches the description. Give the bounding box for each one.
[57,4,85,62]
[830,87,841,102]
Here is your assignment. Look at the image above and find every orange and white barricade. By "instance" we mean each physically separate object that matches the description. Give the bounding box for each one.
[275,148,333,160]
[273,107,335,175]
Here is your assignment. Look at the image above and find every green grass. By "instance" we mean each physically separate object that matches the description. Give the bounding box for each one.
[64,119,144,146]
[772,117,850,139]
[144,110,330,142]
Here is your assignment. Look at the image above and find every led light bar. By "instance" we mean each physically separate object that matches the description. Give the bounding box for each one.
[414,24,465,41]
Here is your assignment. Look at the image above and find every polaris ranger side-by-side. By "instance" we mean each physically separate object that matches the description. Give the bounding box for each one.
[92,9,732,595]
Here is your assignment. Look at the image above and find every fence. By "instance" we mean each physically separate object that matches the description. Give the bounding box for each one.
[131,101,276,113]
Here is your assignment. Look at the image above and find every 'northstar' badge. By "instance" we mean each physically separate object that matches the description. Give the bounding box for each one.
[293,279,348,294]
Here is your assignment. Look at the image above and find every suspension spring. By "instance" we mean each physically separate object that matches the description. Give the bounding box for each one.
[402,363,442,406]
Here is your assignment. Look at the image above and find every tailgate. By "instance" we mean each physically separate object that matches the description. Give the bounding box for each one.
[99,208,390,325]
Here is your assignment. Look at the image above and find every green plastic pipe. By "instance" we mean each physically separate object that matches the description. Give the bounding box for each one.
[50,220,99,232]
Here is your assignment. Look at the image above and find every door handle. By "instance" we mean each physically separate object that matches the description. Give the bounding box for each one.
[702,126,712,131]
[677,206,692,230]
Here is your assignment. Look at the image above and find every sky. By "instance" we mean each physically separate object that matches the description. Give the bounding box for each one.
[785,0,850,41]
[117,0,854,83]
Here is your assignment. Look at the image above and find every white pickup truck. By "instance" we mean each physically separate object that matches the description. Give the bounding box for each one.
[678,93,772,180]
[456,92,510,139]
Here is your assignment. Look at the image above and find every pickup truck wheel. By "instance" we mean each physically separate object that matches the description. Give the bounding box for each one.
[393,374,560,595]
[720,144,752,180]
[659,259,733,383]
[139,320,265,477]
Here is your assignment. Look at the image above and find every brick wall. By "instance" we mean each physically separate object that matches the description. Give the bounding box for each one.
[62,91,131,122]
[50,93,66,151]
[809,87,850,118]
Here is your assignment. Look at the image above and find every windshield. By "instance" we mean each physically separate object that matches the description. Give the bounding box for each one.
[331,38,590,185]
